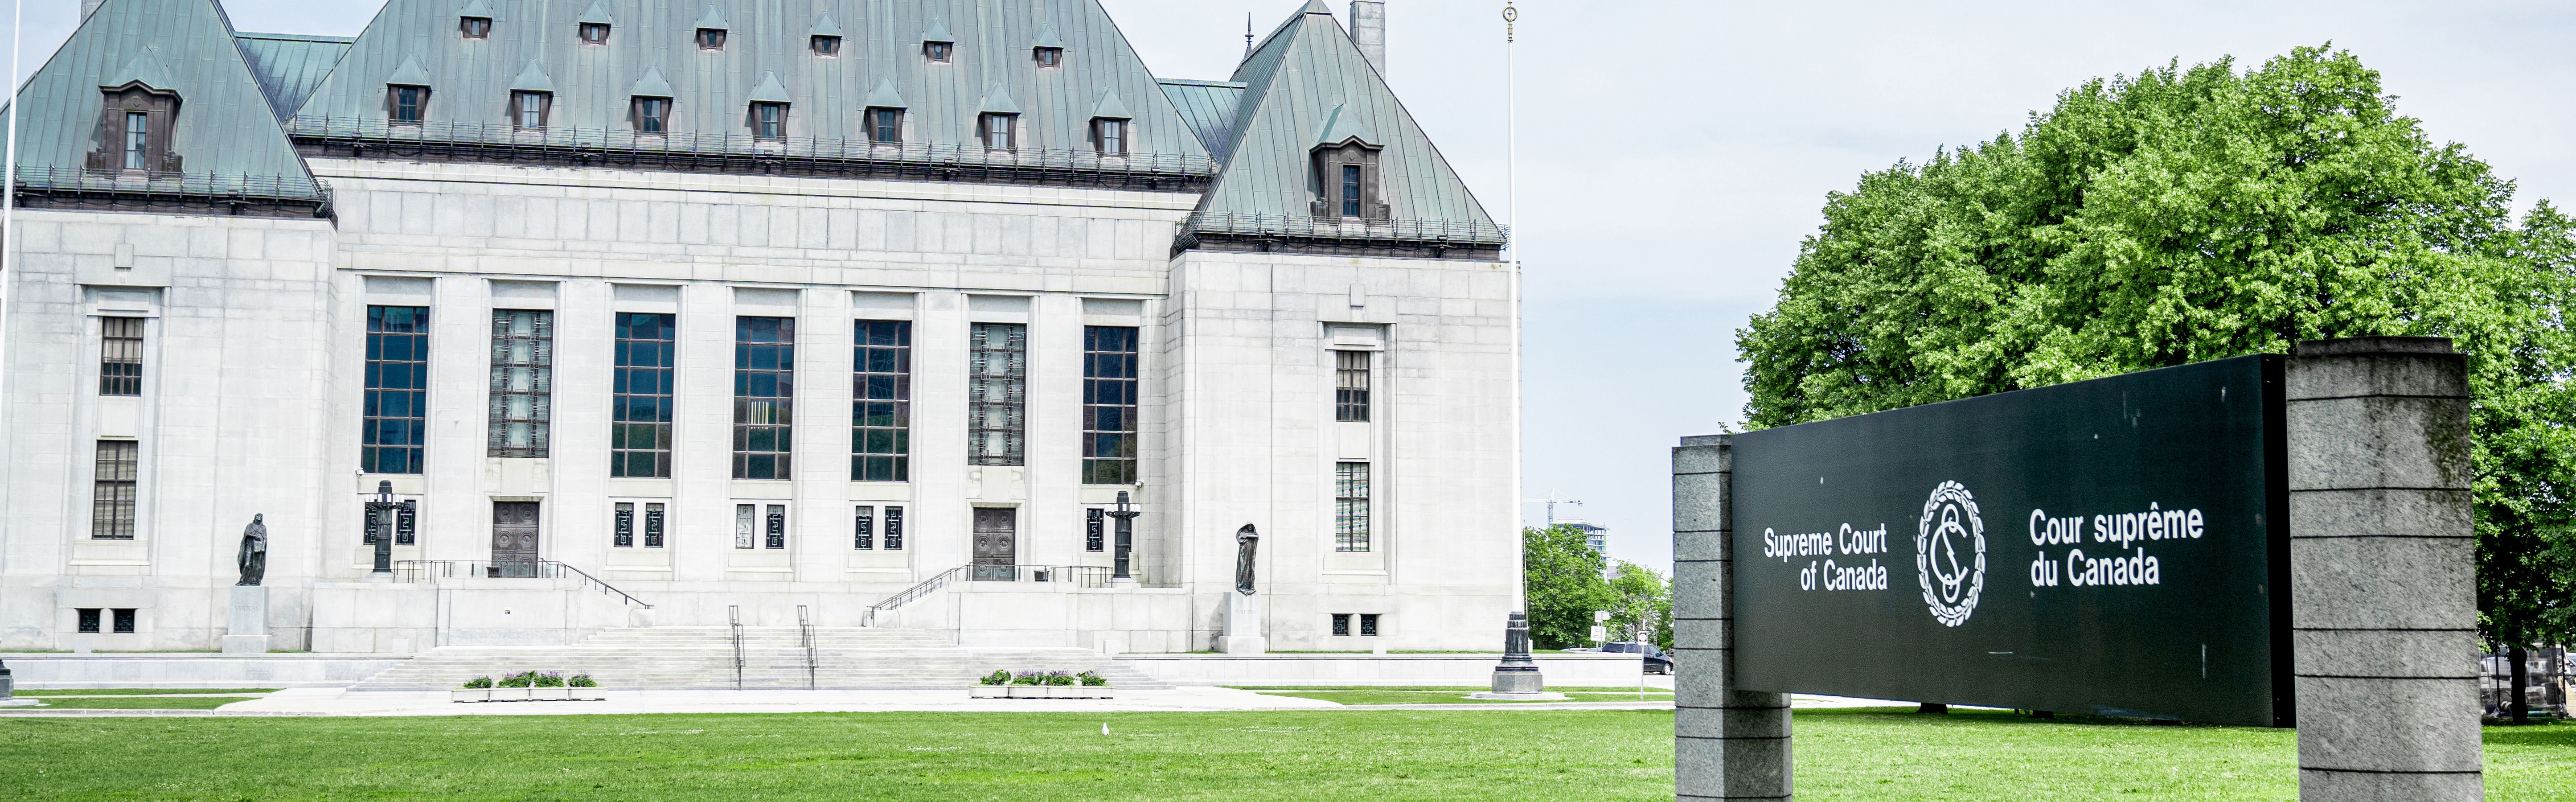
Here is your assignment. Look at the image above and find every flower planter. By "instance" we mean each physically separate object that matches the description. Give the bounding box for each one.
[1064,687,1116,699]
[969,686,1009,699]
[569,688,607,701]
[450,689,491,703]
[1005,685,1046,698]
[489,687,533,702]
[531,686,572,701]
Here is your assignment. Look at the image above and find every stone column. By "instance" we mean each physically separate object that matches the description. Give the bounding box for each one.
[2286,337,2483,800]
[1673,434,1791,800]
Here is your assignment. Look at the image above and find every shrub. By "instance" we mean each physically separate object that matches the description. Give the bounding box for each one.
[535,672,567,688]
[461,676,494,690]
[980,670,1012,687]
[1046,671,1076,687]
[496,672,534,689]
[1078,670,1108,687]
[1010,671,1045,686]
[567,674,599,688]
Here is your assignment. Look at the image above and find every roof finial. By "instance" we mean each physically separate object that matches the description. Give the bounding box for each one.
[1245,12,1255,58]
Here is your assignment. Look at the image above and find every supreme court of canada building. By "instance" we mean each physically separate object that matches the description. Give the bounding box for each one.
[0,0,1517,657]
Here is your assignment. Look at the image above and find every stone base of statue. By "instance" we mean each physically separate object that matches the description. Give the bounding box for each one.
[1470,612,1563,699]
[222,585,269,655]
[1217,592,1267,654]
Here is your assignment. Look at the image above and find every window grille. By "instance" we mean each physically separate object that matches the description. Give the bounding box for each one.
[99,317,143,396]
[812,35,842,56]
[364,306,429,474]
[968,323,1027,466]
[91,440,138,539]
[884,506,905,550]
[734,317,796,480]
[644,502,666,547]
[114,608,137,634]
[765,504,788,549]
[753,102,788,140]
[614,502,635,547]
[1335,350,1371,422]
[854,506,875,549]
[460,16,490,38]
[852,321,912,481]
[488,309,553,459]
[1360,613,1380,636]
[391,86,427,124]
[123,112,149,170]
[867,107,903,144]
[1086,508,1105,552]
[1083,326,1139,485]
[613,313,676,478]
[1332,613,1352,636]
[734,504,755,549]
[1336,461,1371,552]
[78,608,102,633]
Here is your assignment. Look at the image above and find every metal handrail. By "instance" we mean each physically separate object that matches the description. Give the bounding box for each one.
[284,115,1219,178]
[727,605,745,691]
[11,165,331,201]
[861,565,966,628]
[389,559,652,609]
[797,605,817,691]
[1184,210,1510,246]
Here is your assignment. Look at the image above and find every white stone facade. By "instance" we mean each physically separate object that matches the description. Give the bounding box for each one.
[0,159,1517,654]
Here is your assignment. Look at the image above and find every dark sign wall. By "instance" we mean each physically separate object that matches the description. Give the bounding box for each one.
[1730,355,2290,726]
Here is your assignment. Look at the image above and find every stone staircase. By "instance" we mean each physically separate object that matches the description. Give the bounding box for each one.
[349,626,1169,691]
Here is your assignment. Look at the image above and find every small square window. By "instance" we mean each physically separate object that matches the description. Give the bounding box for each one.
[867,107,903,144]
[752,102,788,140]
[644,502,666,548]
[614,502,636,547]
[113,609,137,634]
[924,41,953,62]
[77,608,102,633]
[812,35,842,56]
[633,96,669,134]
[579,22,611,45]
[884,506,906,550]
[1093,118,1127,156]
[461,16,491,39]
[697,28,726,50]
[391,86,428,124]
[980,113,1017,150]
[512,90,550,130]
[1360,613,1380,637]
[1034,47,1063,68]
[1331,613,1352,637]
[854,506,875,550]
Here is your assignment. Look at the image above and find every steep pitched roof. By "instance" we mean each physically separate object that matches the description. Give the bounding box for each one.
[1184,2,1500,246]
[1160,78,1244,158]
[1,0,321,202]
[289,0,1210,164]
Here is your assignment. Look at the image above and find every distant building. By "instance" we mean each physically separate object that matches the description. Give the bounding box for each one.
[1558,520,1608,555]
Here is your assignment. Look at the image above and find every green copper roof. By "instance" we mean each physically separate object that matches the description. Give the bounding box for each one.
[693,5,729,31]
[2,0,319,197]
[234,33,356,119]
[811,12,843,37]
[1160,78,1243,158]
[290,0,1209,162]
[631,65,673,98]
[1185,1,1498,241]
[386,53,433,87]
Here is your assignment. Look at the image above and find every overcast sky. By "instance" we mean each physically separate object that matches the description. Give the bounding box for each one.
[11,1,2576,572]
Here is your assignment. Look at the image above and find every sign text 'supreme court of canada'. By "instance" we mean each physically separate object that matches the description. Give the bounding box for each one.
[1730,355,2292,726]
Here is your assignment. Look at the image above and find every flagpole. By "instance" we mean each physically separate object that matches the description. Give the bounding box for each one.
[0,0,24,576]
[1502,1,1523,613]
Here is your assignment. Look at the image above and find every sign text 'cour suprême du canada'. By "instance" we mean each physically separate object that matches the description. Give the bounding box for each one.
[1730,355,2292,727]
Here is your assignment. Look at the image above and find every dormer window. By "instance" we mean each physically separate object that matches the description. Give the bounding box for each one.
[1091,117,1128,156]
[697,28,726,50]
[512,90,550,130]
[390,85,429,124]
[1312,143,1385,221]
[460,16,491,39]
[1035,47,1063,68]
[579,22,611,45]
[751,102,788,140]
[979,113,1017,150]
[89,82,180,174]
[632,96,669,134]
[866,107,903,144]
[122,113,149,169]
[925,41,953,62]
[812,35,841,56]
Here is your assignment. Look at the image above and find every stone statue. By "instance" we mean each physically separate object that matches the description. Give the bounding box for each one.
[235,514,268,587]
[1233,524,1259,595]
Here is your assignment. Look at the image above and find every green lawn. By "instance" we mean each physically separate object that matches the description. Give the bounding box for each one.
[0,708,2567,800]
[1253,689,1672,705]
[10,695,262,710]
[13,688,278,697]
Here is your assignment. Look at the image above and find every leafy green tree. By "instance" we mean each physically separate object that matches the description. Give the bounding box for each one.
[1523,524,1615,650]
[1606,562,1674,650]
[1737,45,2576,709]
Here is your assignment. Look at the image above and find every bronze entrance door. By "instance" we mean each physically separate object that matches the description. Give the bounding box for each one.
[490,501,541,577]
[971,507,1017,580]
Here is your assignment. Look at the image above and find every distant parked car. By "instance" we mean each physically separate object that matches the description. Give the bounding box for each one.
[1599,642,1674,675]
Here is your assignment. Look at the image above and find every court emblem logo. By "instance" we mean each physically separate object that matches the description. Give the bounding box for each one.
[1916,481,1987,627]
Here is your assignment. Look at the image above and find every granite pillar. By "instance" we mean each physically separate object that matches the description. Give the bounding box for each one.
[222,585,271,655]
[1217,592,1267,654]
[2286,337,2484,801]
[1673,434,1792,800]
